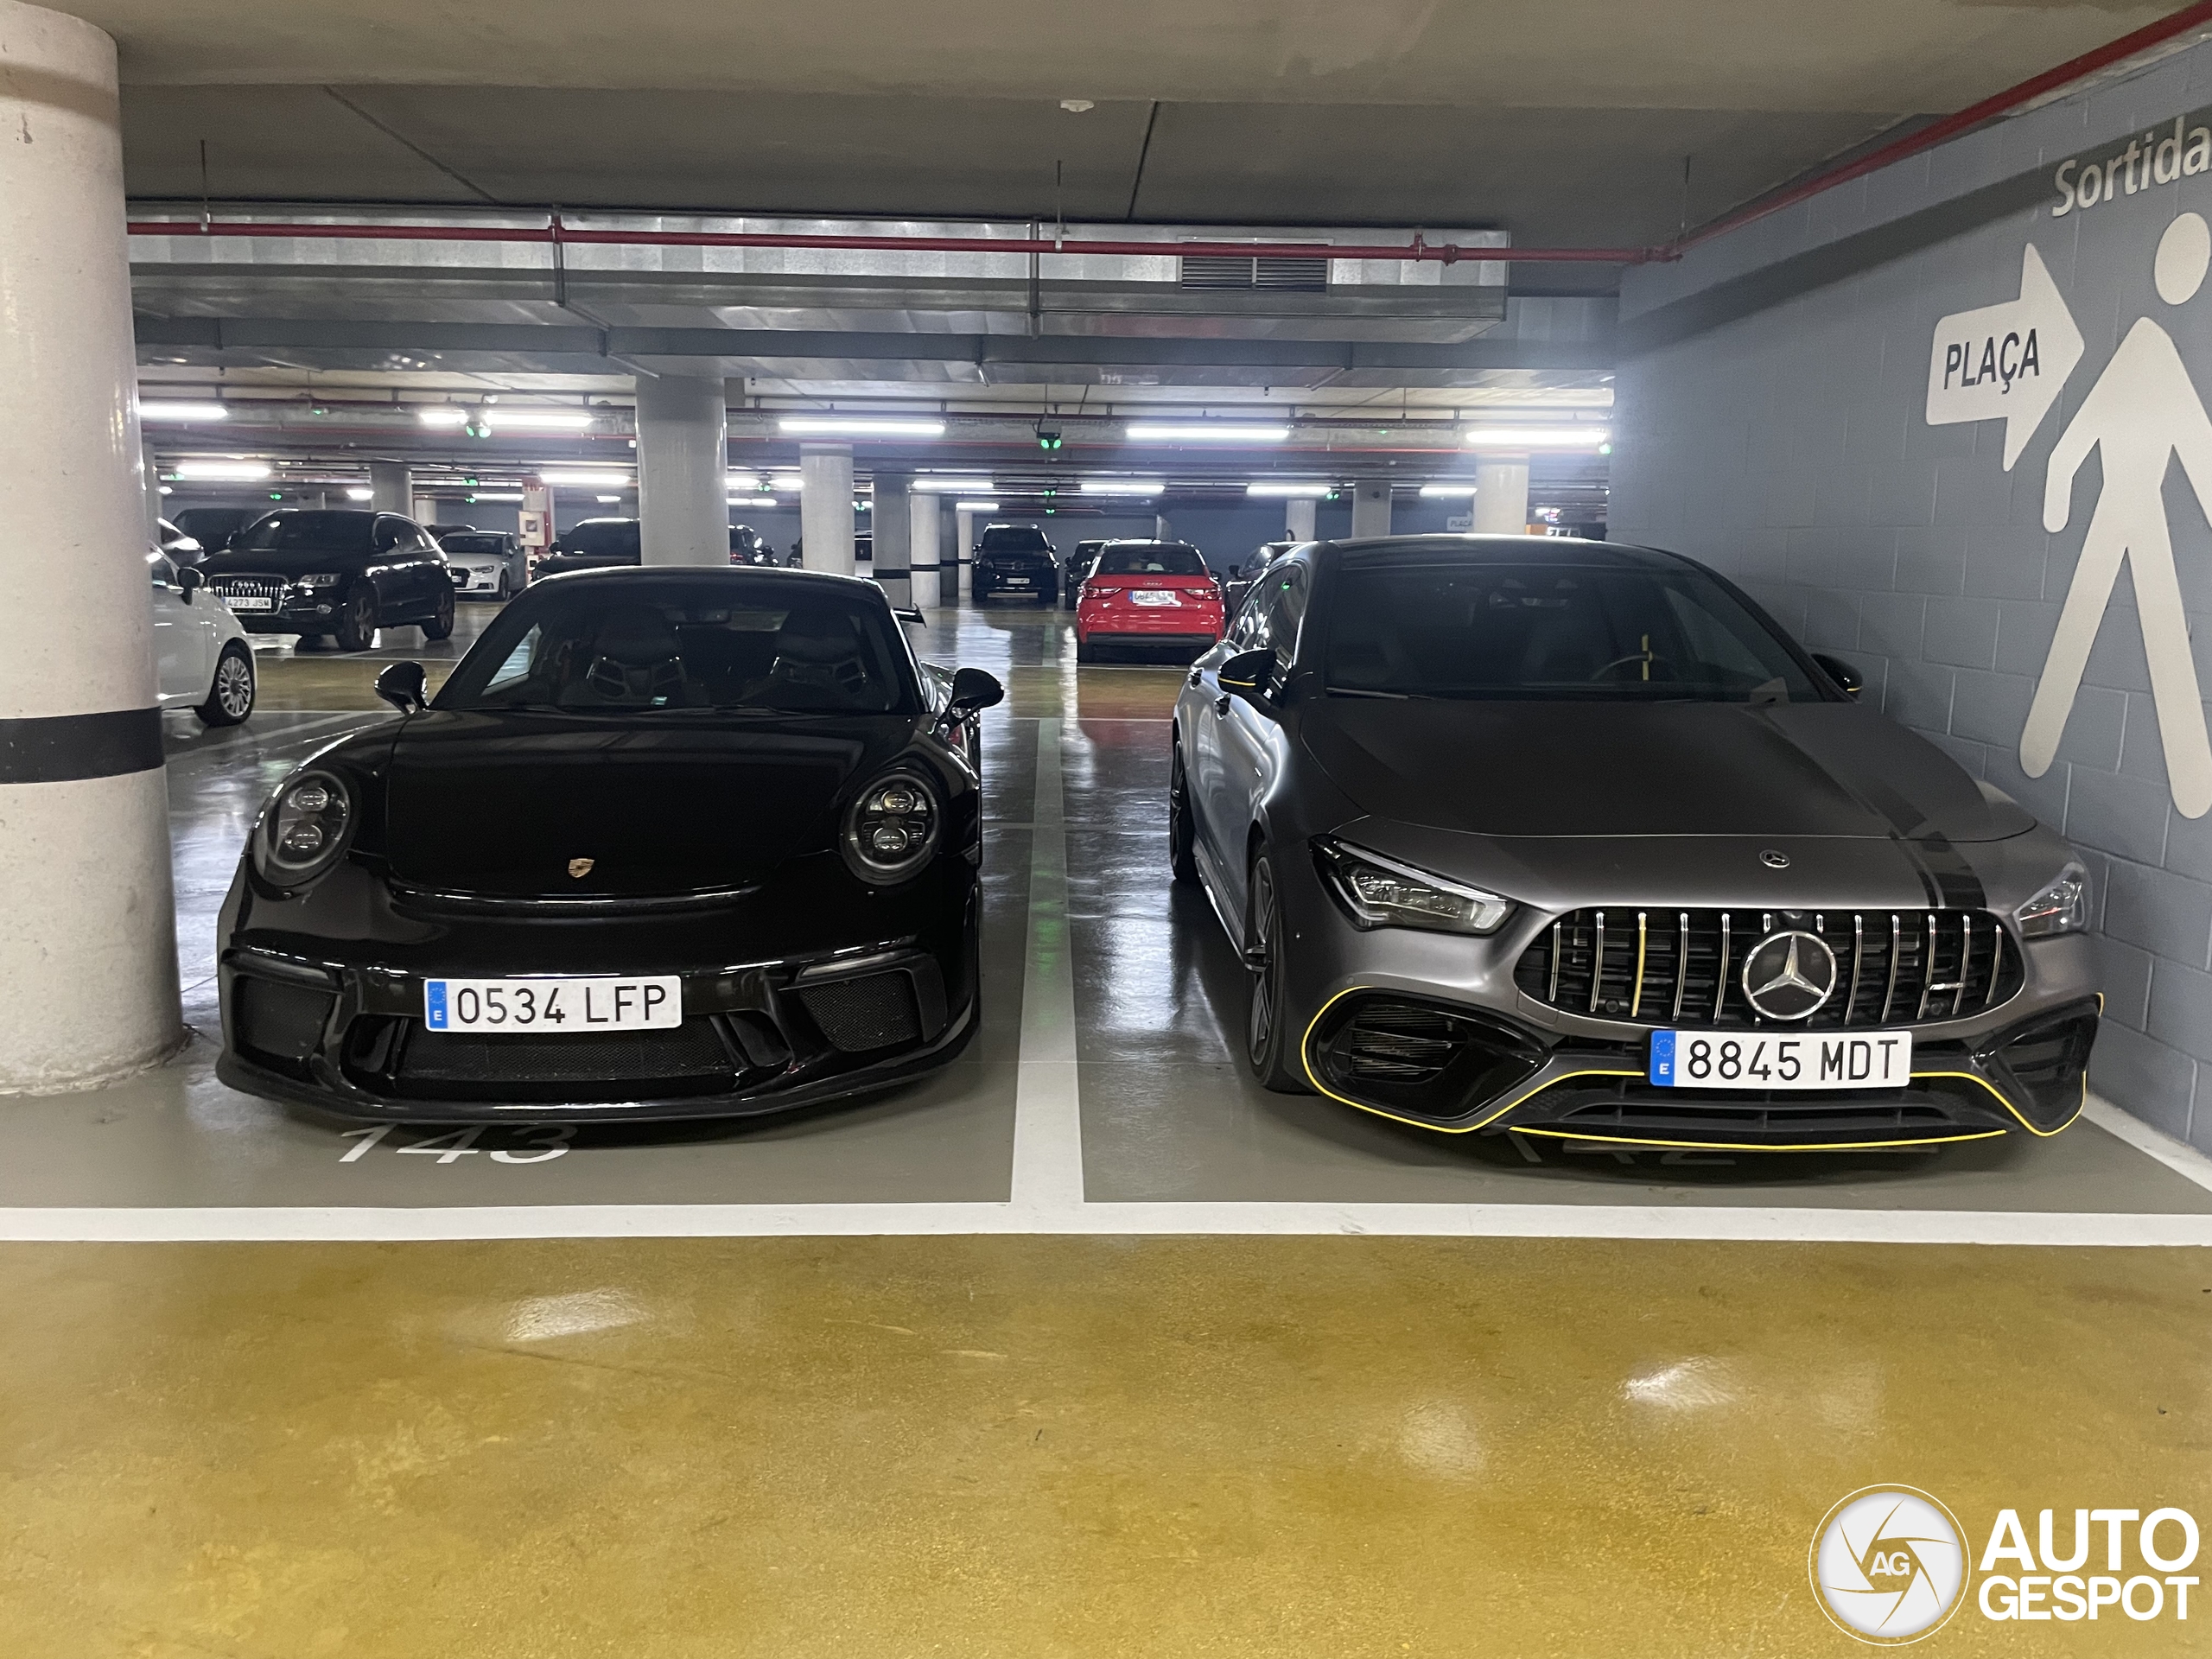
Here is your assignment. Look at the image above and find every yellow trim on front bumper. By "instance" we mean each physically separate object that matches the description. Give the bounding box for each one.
[1298,985,2085,1143]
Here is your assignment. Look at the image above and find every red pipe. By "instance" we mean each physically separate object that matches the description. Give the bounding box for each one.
[1674,0,2212,252]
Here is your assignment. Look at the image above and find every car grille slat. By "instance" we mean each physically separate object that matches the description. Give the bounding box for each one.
[1515,906,2021,1030]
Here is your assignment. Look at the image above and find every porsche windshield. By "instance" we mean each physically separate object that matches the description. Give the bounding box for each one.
[435,579,919,715]
[1324,560,1821,702]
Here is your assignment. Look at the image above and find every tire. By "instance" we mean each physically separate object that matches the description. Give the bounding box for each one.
[334,584,378,652]
[422,582,455,641]
[195,642,255,726]
[1243,851,1308,1092]
[1167,738,1198,883]
[495,571,511,602]
[1076,639,1098,664]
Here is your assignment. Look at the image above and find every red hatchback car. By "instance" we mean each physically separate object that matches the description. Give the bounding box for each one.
[1073,541,1226,663]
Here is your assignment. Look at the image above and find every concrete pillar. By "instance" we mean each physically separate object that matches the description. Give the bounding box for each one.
[1350,480,1392,539]
[1155,512,1172,541]
[636,373,729,566]
[1285,497,1317,542]
[1471,455,1532,534]
[954,508,976,601]
[0,2,181,1091]
[874,474,912,608]
[140,436,162,539]
[799,443,855,575]
[410,494,434,525]
[369,461,412,515]
[912,493,943,609]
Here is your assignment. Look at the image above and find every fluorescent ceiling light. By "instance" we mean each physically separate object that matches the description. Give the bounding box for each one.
[726,474,763,491]
[1082,480,1164,495]
[1460,426,1611,449]
[1419,483,1481,497]
[172,459,270,480]
[416,408,470,428]
[779,416,946,437]
[482,410,597,430]
[728,495,777,508]
[140,402,228,423]
[596,494,621,503]
[345,486,374,501]
[1126,423,1289,443]
[955,500,1000,512]
[911,478,995,493]
[1246,481,1332,497]
[537,469,632,487]
[467,491,524,502]
[157,485,173,495]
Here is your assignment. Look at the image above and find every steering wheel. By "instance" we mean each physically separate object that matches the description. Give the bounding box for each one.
[1588,652,1678,683]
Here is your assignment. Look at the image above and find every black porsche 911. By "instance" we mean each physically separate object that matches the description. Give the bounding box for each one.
[216,568,1004,1121]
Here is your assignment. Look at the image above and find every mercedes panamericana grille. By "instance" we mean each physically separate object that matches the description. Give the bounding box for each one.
[1171,537,2099,1150]
[217,569,1004,1121]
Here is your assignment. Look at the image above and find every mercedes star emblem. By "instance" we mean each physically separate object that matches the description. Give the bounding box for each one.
[568,857,595,879]
[1760,849,1791,869]
[1739,930,1840,1020]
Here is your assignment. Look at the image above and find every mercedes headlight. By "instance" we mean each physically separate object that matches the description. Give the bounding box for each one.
[842,771,941,885]
[2015,861,2091,938]
[255,771,354,886]
[1314,836,1514,934]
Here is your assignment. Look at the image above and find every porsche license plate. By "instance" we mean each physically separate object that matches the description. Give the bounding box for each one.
[423,976,682,1033]
[1649,1029,1912,1090]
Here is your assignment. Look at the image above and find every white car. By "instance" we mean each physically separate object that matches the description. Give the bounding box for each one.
[149,549,256,724]
[436,529,528,600]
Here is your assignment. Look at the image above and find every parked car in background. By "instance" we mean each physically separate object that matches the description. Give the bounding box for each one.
[426,523,479,540]
[972,524,1058,604]
[731,524,778,566]
[1062,539,1107,609]
[439,530,529,600]
[157,518,207,568]
[535,518,640,579]
[171,505,260,554]
[1225,538,1294,613]
[199,509,455,652]
[148,548,254,724]
[1074,541,1225,663]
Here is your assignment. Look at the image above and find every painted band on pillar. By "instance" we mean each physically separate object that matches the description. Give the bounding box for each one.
[0,708,164,785]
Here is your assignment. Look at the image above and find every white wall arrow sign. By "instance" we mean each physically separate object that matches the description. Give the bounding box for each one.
[1925,244,2084,468]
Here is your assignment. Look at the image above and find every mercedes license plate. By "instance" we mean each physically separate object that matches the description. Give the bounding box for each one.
[1649,1029,1912,1090]
[225,595,275,612]
[423,976,682,1033]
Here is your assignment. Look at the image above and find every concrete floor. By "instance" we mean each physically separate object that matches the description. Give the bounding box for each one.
[7,593,2212,1652]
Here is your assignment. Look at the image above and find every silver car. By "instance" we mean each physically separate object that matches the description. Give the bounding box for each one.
[437,529,528,601]
[1170,535,2099,1152]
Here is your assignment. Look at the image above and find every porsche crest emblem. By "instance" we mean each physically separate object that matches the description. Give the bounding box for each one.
[567,857,595,880]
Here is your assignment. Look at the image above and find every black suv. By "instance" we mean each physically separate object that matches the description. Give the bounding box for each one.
[535,517,640,578]
[198,510,454,652]
[973,524,1058,604]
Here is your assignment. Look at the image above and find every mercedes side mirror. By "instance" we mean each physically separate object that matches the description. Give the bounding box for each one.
[1217,648,1277,701]
[375,660,429,714]
[176,565,204,601]
[1812,652,1864,700]
[947,666,1005,715]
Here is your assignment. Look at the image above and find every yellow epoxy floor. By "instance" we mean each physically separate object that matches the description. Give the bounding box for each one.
[6,1236,2209,1657]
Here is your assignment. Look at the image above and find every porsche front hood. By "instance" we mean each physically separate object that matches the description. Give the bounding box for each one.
[1301,697,2033,844]
[382,710,915,898]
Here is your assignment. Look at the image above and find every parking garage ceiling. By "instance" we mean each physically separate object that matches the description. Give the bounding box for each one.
[68,0,2185,289]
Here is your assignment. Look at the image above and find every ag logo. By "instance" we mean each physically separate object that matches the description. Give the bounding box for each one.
[1740,929,1839,1020]
[1811,1487,1968,1644]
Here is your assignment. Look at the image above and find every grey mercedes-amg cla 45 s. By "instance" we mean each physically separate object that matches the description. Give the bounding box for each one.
[1170,535,2098,1152]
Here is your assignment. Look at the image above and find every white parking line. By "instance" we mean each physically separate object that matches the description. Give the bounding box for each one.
[1007,716,1085,1216]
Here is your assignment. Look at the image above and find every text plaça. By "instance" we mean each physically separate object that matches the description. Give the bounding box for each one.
[1940,330,2041,395]
[1977,1508,2200,1624]
[2055,116,2212,216]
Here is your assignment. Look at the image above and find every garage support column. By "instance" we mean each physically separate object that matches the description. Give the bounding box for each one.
[954,508,976,601]
[799,443,855,575]
[368,461,411,516]
[140,437,163,538]
[1471,455,1531,535]
[1350,480,1392,539]
[873,474,912,607]
[0,0,181,1092]
[1285,498,1317,542]
[910,491,941,609]
[635,373,729,566]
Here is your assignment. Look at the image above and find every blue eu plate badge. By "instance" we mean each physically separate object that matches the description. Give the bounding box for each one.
[1649,1029,1677,1085]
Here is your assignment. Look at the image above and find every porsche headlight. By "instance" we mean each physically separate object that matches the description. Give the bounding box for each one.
[2015,861,2091,938]
[255,770,353,886]
[842,771,941,885]
[1314,836,1514,934]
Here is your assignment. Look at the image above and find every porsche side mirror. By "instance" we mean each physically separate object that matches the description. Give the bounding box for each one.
[1217,647,1277,700]
[176,565,204,601]
[375,660,429,714]
[947,666,1004,714]
[1811,652,1864,700]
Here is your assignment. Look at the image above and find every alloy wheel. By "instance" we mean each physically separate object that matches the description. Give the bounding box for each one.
[216,652,253,719]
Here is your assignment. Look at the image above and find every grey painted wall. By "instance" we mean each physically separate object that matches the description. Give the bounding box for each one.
[1612,41,2212,1145]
